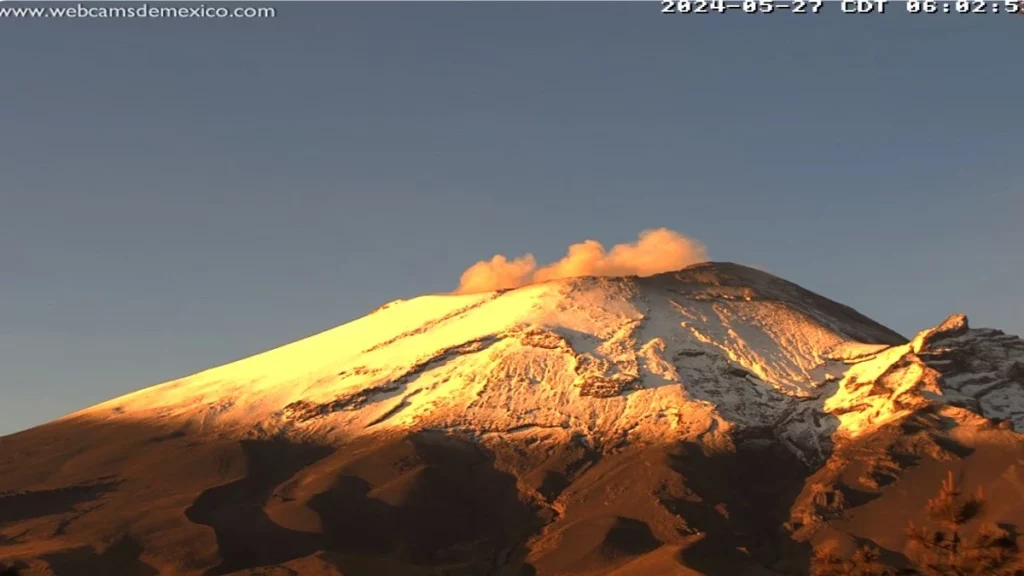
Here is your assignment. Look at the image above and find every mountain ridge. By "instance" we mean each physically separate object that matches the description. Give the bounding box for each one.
[26,262,1022,464]
[1,262,1022,575]
[43,263,909,451]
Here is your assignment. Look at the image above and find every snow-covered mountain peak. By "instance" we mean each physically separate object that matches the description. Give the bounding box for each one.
[65,263,1021,464]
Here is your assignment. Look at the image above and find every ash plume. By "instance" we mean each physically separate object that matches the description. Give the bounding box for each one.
[455,228,708,294]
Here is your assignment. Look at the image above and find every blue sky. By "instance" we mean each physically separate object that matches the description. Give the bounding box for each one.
[1,4,1021,435]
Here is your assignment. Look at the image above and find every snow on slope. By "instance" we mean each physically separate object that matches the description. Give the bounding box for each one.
[822,313,1024,437]
[66,263,1023,463]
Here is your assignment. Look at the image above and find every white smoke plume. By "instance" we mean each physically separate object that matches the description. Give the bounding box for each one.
[455,228,708,294]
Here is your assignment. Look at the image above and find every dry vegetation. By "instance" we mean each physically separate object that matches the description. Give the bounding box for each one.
[905,470,1021,575]
[813,470,1023,576]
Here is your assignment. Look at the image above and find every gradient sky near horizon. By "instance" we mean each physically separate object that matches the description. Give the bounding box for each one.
[1,3,1021,435]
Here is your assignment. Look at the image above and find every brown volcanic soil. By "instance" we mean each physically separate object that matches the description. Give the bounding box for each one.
[789,407,1024,572]
[1,413,1022,575]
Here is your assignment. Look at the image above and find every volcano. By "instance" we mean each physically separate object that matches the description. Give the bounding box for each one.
[2,262,1022,575]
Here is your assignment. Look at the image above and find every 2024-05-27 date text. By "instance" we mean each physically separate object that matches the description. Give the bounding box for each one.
[661,0,824,13]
